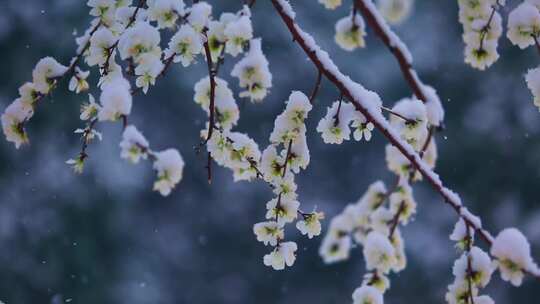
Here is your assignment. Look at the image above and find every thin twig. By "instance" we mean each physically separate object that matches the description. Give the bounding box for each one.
[309,69,322,104]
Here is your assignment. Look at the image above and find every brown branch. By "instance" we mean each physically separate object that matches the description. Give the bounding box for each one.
[271,0,501,252]
[388,200,405,240]
[309,69,322,104]
[381,106,417,124]
[465,222,476,304]
[353,0,426,102]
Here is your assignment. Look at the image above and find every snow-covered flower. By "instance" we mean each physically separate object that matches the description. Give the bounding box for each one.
[80,94,101,121]
[491,228,537,286]
[319,0,342,10]
[69,68,90,94]
[260,145,284,182]
[352,115,374,142]
[152,148,185,196]
[253,221,283,246]
[507,2,540,49]
[187,1,212,31]
[389,98,428,150]
[370,207,393,236]
[66,157,85,174]
[120,125,149,163]
[526,66,540,109]
[135,53,164,93]
[358,181,387,211]
[147,0,185,29]
[265,197,299,226]
[319,234,352,264]
[269,91,312,144]
[271,173,297,200]
[87,0,117,25]
[296,210,324,239]
[118,22,161,63]
[224,15,253,57]
[385,144,414,178]
[1,99,33,148]
[231,38,272,102]
[377,0,414,24]
[316,101,355,144]
[352,285,383,304]
[452,247,495,288]
[362,272,390,293]
[464,37,499,71]
[474,295,495,304]
[334,14,366,51]
[165,24,203,67]
[445,280,477,304]
[18,82,38,106]
[97,77,132,121]
[389,180,416,225]
[263,241,297,270]
[363,231,396,274]
[450,218,474,250]
[32,57,68,94]
[86,27,116,67]
[193,77,239,130]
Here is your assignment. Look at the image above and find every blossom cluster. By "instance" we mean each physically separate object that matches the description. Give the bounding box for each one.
[446,219,539,303]
[253,91,324,270]
[320,178,415,303]
[457,0,504,70]
[509,1,540,110]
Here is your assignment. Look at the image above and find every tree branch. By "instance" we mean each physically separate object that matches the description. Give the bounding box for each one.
[271,0,504,260]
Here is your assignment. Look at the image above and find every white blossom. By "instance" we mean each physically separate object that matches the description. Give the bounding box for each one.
[231,38,272,102]
[491,228,537,286]
[452,246,495,288]
[193,77,239,130]
[318,0,342,10]
[86,27,116,67]
[377,0,414,24]
[165,24,203,67]
[187,1,212,31]
[389,98,428,150]
[118,22,161,63]
[134,53,164,93]
[80,94,101,121]
[319,234,352,264]
[253,221,283,246]
[69,68,90,94]
[450,218,474,250]
[352,285,383,304]
[265,197,299,226]
[316,101,354,144]
[263,241,297,270]
[32,57,68,94]
[224,15,253,57]
[363,231,396,274]
[335,14,366,51]
[1,99,33,148]
[152,148,185,196]
[147,0,185,29]
[507,2,540,49]
[526,66,540,109]
[296,211,324,239]
[120,125,149,163]
[97,77,132,121]
[389,180,416,225]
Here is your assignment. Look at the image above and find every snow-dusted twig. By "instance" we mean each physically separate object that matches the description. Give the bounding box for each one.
[353,0,427,102]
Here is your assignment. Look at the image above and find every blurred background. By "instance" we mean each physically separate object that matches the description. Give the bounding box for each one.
[0,0,539,303]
